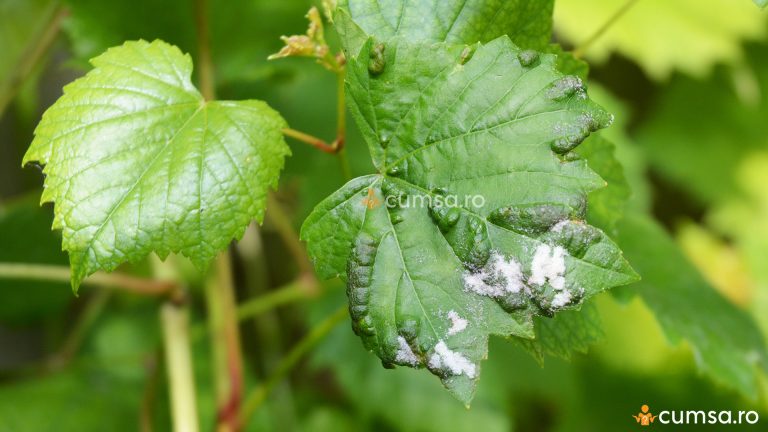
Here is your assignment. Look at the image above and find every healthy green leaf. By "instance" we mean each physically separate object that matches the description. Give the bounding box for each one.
[335,0,554,54]
[555,0,767,79]
[302,35,637,403]
[23,40,290,290]
[616,214,768,397]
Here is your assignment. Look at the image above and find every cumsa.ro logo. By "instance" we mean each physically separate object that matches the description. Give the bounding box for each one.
[633,404,656,426]
[361,188,381,209]
[632,403,760,426]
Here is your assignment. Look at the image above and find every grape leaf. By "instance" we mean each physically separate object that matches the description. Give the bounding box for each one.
[555,0,767,79]
[23,40,290,290]
[301,35,637,404]
[516,302,603,362]
[310,291,510,432]
[616,214,768,397]
[334,0,554,54]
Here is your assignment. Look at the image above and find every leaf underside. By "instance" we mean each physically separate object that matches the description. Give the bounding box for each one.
[24,40,290,290]
[302,16,637,403]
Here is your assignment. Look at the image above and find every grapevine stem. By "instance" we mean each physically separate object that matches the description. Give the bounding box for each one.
[161,302,200,432]
[282,127,340,153]
[237,305,348,427]
[236,274,318,321]
[335,71,352,181]
[280,62,350,181]
[206,253,246,432]
[195,0,215,101]
[0,262,179,296]
[140,353,161,432]
[195,0,246,427]
[189,275,319,340]
[572,0,641,59]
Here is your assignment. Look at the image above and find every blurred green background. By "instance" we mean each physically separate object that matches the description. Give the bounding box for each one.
[1,0,768,430]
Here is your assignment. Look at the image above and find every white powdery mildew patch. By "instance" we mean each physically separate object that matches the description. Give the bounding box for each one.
[529,244,567,290]
[551,290,572,308]
[550,219,570,233]
[446,310,468,335]
[462,252,524,297]
[428,340,476,378]
[395,336,419,366]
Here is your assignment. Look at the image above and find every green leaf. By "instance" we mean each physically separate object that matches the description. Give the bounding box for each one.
[555,0,767,79]
[756,0,768,8]
[516,301,604,362]
[23,40,289,290]
[311,292,510,432]
[302,36,637,404]
[335,0,554,54]
[576,135,630,235]
[616,214,768,397]
[587,85,651,215]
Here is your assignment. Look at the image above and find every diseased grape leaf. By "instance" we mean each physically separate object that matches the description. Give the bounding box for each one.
[334,0,554,55]
[583,84,768,399]
[555,0,767,79]
[616,214,768,398]
[310,291,510,432]
[23,40,290,290]
[301,33,637,404]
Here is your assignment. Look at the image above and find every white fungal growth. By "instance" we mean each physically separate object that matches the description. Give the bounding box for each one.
[428,340,476,378]
[447,310,468,335]
[462,251,524,297]
[550,220,570,233]
[551,290,572,308]
[529,244,567,290]
[395,336,419,366]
